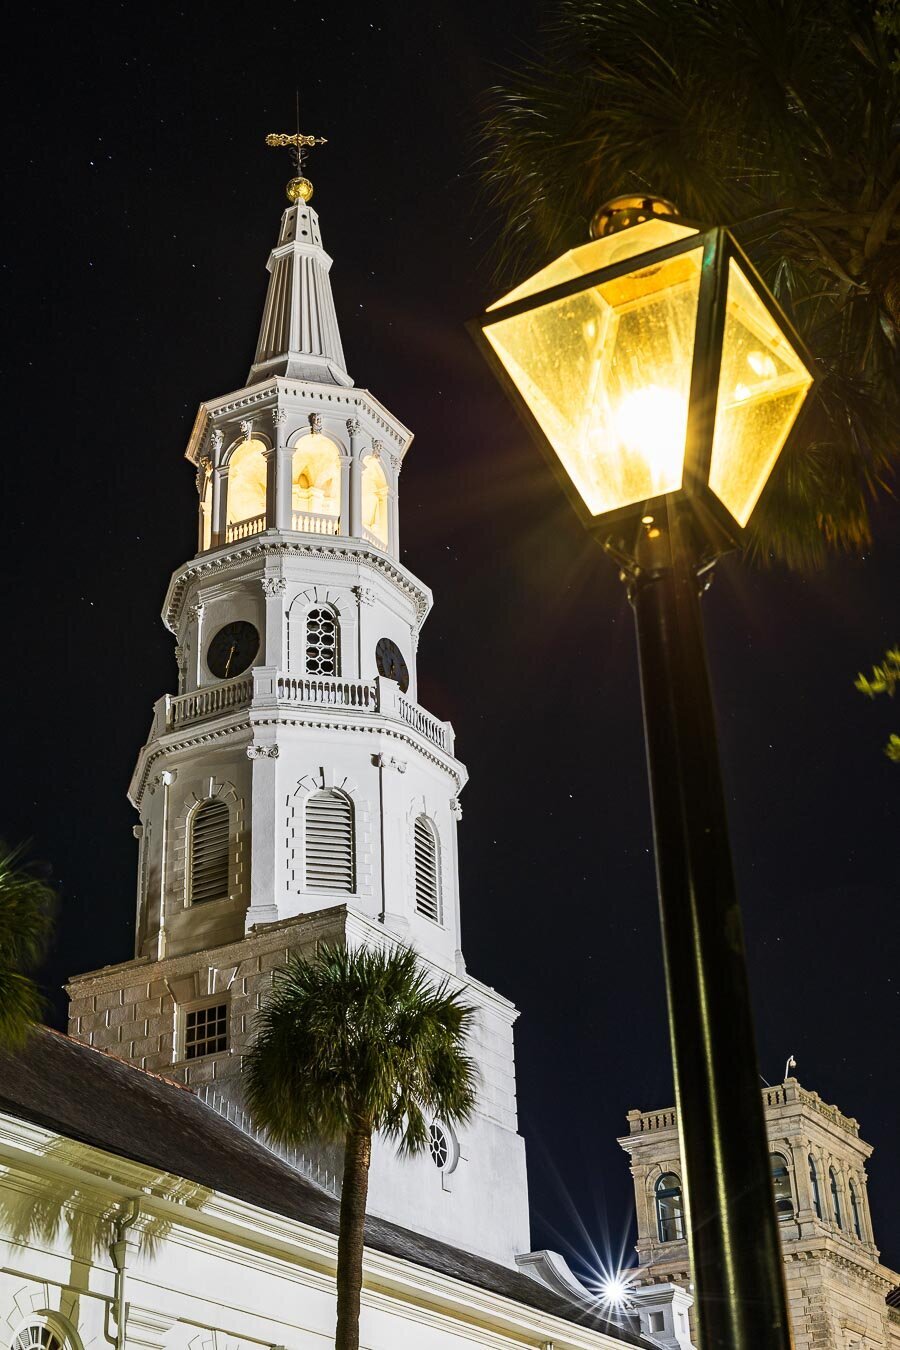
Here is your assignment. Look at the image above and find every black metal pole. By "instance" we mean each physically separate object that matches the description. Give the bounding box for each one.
[628,498,791,1350]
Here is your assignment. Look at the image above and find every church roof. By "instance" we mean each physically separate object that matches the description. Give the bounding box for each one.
[0,1029,643,1345]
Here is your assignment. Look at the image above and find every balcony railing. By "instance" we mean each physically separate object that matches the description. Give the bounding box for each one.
[166,674,253,730]
[292,510,340,535]
[276,676,376,708]
[163,671,454,754]
[226,513,266,542]
[398,695,451,752]
[363,526,388,548]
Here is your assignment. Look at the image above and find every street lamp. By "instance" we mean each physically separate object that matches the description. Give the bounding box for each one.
[472,196,816,1350]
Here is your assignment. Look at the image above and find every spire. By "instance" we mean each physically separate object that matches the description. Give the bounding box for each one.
[247,198,352,388]
[248,128,352,388]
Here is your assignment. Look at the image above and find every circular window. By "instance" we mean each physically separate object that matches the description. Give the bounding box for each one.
[12,1328,64,1350]
[428,1122,450,1170]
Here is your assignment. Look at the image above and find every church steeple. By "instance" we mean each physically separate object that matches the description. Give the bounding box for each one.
[247,198,351,387]
[248,129,351,388]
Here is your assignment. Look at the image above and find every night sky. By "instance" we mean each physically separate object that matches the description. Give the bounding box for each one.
[3,0,898,1280]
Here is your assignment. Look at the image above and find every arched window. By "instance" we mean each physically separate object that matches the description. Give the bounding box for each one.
[292,433,341,533]
[226,438,267,540]
[655,1173,684,1242]
[413,815,441,922]
[189,799,230,904]
[361,453,389,547]
[808,1155,822,1219]
[306,790,354,892]
[830,1167,843,1228]
[306,606,340,676]
[770,1152,794,1217]
[12,1328,65,1350]
[849,1180,863,1240]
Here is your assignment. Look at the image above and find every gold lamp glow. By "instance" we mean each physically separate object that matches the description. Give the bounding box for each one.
[473,202,815,543]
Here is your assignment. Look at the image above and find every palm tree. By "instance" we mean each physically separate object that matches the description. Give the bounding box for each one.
[480,0,900,568]
[0,843,55,1048]
[245,943,477,1350]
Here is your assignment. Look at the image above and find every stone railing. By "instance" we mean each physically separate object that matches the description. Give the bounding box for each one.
[164,671,454,755]
[226,512,267,542]
[627,1082,861,1137]
[276,676,376,709]
[398,695,451,752]
[166,674,253,729]
[626,1108,679,1135]
[362,525,385,548]
[292,510,340,535]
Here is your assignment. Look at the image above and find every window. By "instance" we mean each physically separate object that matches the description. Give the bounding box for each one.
[305,790,354,892]
[225,438,267,537]
[12,1329,64,1350]
[655,1173,684,1242]
[429,1122,450,1169]
[361,454,389,546]
[183,1002,228,1060]
[189,799,230,904]
[306,607,340,676]
[414,815,441,922]
[830,1167,843,1228]
[850,1180,863,1240]
[770,1152,794,1217]
[292,433,341,529]
[809,1155,822,1219]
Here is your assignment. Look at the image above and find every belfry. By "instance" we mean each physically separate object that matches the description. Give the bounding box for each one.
[66,143,530,1267]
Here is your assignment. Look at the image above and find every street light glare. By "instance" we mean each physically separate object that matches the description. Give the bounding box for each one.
[600,1273,630,1306]
[612,385,687,491]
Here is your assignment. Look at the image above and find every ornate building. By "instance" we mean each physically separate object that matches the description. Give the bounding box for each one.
[620,1079,900,1350]
[63,172,530,1267]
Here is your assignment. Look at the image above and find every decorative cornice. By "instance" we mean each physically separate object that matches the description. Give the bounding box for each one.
[163,539,432,633]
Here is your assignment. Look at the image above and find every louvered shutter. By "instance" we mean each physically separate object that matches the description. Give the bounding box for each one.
[306,790,354,891]
[190,799,230,904]
[414,816,441,922]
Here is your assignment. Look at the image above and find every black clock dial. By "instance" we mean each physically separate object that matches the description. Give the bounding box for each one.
[375,637,410,693]
[206,621,260,680]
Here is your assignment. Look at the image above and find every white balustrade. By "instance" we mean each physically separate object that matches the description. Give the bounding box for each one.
[291,510,340,535]
[167,675,253,729]
[276,676,376,709]
[226,512,267,542]
[398,695,450,751]
[165,670,452,754]
[362,525,386,548]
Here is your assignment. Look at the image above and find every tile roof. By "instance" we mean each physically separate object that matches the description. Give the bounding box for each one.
[0,1028,643,1344]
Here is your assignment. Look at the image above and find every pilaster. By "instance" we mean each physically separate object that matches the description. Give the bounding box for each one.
[348,418,363,536]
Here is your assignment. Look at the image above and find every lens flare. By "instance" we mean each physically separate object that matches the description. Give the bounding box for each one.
[612,385,687,492]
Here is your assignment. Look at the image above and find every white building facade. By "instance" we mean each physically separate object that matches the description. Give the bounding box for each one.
[65,184,530,1268]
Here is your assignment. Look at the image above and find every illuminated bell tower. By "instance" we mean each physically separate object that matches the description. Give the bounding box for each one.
[66,139,531,1268]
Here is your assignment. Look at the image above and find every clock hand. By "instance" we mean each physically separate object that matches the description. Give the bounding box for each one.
[224,642,237,678]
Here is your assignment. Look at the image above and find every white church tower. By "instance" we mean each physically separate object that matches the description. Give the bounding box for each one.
[67,150,531,1267]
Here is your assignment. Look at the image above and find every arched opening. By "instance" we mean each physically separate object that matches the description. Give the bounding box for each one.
[808,1155,822,1219]
[292,433,341,533]
[189,798,230,904]
[655,1173,684,1242]
[850,1180,863,1240]
[770,1152,794,1217]
[414,815,441,922]
[361,453,389,548]
[305,789,355,892]
[830,1166,843,1228]
[226,438,268,540]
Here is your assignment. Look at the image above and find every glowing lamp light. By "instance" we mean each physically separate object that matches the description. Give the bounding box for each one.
[599,1274,631,1308]
[472,200,815,547]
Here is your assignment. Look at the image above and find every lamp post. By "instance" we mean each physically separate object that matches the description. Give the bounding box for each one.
[472,196,816,1350]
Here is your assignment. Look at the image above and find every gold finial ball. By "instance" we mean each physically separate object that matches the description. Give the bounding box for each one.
[590,194,679,239]
[286,176,314,204]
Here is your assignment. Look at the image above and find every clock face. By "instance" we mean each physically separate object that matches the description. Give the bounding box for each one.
[375,637,410,693]
[206,621,260,680]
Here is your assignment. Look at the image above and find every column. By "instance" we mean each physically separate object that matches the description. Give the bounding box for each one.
[271,407,293,531]
[389,480,400,557]
[340,454,351,534]
[212,466,228,547]
[347,417,362,536]
[790,1141,814,1220]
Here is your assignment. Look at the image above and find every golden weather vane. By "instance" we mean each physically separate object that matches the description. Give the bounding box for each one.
[265,129,328,204]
